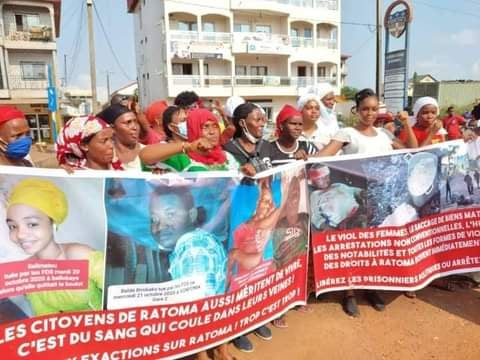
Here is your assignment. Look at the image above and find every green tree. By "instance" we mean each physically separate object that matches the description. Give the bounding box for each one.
[341,86,359,100]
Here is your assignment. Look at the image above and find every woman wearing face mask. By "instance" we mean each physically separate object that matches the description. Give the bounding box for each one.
[97,104,143,171]
[140,105,196,171]
[6,178,104,315]
[56,115,123,171]
[0,106,33,167]
[223,102,273,177]
[141,108,238,172]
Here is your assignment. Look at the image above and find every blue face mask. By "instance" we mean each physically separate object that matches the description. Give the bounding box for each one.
[176,121,188,139]
[4,136,32,159]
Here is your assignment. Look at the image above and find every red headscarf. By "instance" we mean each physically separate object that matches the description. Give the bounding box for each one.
[187,108,227,165]
[276,104,301,136]
[145,100,168,126]
[0,106,25,125]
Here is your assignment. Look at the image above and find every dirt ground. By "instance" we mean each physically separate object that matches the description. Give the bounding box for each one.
[227,287,480,360]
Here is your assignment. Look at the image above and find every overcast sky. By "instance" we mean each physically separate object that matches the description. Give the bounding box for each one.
[57,0,480,100]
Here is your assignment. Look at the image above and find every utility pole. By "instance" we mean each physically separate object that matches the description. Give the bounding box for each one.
[86,0,98,113]
[376,0,383,99]
[106,71,113,99]
[63,54,67,87]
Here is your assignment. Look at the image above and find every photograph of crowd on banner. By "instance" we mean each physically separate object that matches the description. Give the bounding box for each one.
[0,175,106,323]
[309,141,480,295]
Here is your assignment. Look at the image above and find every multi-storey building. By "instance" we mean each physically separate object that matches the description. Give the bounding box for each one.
[127,0,342,121]
[0,0,61,143]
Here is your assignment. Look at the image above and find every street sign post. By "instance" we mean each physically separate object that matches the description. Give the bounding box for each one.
[383,1,413,114]
[47,65,58,143]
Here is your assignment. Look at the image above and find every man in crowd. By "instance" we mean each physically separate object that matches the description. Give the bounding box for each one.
[0,106,34,166]
[442,106,465,140]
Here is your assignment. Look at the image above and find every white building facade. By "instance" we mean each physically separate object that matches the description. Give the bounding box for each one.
[0,0,60,143]
[127,0,342,120]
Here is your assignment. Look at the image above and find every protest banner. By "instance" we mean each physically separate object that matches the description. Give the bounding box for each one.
[0,164,308,359]
[308,141,480,294]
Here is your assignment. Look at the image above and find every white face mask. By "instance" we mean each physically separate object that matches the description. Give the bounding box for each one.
[241,120,260,144]
[173,121,188,140]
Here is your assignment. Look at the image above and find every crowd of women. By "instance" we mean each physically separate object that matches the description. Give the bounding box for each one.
[0,83,479,360]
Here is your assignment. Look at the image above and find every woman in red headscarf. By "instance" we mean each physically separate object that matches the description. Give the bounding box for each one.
[140,100,168,144]
[140,108,238,172]
[268,104,319,166]
[0,105,33,166]
[56,115,123,171]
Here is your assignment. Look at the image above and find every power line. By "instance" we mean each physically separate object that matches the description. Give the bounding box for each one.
[155,0,377,28]
[413,0,480,19]
[68,3,86,82]
[93,2,132,81]
[350,32,375,56]
[61,0,82,29]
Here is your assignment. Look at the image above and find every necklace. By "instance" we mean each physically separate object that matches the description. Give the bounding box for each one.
[275,140,299,157]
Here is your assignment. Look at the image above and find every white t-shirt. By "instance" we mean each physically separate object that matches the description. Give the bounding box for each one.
[300,125,331,150]
[332,127,393,155]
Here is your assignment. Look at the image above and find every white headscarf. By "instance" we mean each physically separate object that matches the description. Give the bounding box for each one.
[296,89,339,139]
[224,96,245,118]
[296,92,321,111]
[313,83,335,101]
[411,97,439,125]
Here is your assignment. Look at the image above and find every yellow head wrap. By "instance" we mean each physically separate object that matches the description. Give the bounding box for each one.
[7,178,68,225]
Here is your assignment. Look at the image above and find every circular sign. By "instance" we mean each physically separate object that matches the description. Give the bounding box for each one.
[384,0,413,39]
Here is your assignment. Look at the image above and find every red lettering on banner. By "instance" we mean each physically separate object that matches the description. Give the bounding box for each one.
[313,208,480,294]
[0,256,307,360]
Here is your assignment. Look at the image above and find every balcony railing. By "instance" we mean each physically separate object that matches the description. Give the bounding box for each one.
[171,75,333,88]
[170,30,232,44]
[261,0,338,10]
[233,32,290,45]
[317,76,337,85]
[4,25,53,42]
[8,75,48,90]
[291,36,314,48]
[204,76,232,86]
[316,38,337,49]
[169,30,338,51]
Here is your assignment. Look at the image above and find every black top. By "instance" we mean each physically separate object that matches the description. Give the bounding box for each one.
[268,140,318,166]
[223,139,273,169]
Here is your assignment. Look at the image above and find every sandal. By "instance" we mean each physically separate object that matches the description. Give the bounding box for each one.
[404,291,416,299]
[295,305,313,313]
[272,316,288,329]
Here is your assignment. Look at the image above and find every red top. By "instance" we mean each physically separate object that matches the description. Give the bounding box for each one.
[399,125,445,146]
[442,114,465,140]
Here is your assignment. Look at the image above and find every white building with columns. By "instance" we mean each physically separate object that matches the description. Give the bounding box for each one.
[127,0,342,120]
[0,0,61,143]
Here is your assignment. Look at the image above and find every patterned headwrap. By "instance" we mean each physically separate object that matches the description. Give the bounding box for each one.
[56,115,123,170]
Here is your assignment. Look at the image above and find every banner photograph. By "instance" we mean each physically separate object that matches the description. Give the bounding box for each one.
[0,165,308,360]
[309,141,480,294]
